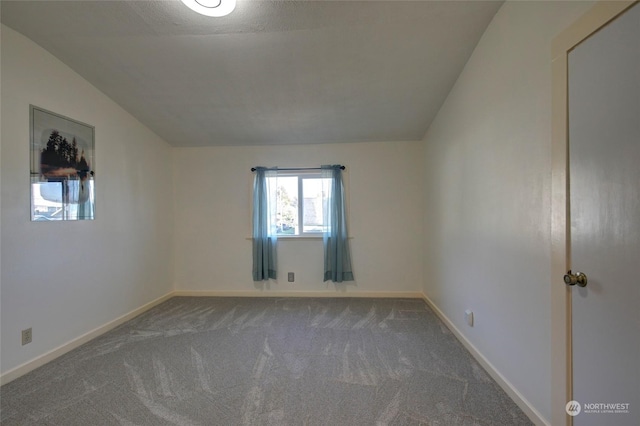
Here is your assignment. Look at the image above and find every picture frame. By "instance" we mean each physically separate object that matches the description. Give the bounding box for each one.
[30,105,95,221]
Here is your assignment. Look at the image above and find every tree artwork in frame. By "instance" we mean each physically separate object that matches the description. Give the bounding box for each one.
[30,106,95,221]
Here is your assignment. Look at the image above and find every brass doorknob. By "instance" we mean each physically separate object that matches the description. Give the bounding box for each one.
[564,270,588,287]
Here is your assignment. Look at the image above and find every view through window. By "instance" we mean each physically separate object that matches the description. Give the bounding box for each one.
[268,173,330,236]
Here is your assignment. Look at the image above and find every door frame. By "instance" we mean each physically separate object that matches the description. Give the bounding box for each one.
[550,1,637,425]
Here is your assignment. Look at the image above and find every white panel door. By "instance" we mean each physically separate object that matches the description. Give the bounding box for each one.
[568,3,639,426]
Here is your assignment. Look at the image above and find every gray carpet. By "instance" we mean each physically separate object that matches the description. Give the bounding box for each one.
[1,297,533,425]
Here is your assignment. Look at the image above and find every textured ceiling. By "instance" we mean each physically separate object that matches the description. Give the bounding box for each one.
[1,1,502,147]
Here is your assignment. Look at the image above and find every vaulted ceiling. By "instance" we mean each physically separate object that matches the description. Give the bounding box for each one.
[1,1,502,146]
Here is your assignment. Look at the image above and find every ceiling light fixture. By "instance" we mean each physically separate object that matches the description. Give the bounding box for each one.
[180,0,236,17]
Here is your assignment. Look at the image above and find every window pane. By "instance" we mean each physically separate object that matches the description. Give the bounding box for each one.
[302,178,329,233]
[274,176,298,235]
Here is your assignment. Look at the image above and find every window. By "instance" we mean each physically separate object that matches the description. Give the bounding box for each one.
[267,171,331,237]
[252,165,353,282]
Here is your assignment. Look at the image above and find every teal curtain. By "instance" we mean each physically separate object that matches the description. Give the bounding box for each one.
[322,165,354,282]
[252,168,277,280]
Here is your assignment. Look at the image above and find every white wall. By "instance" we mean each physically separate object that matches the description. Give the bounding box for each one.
[0,25,174,375]
[173,141,424,295]
[422,1,594,423]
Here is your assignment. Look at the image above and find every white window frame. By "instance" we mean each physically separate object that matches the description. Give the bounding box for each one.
[268,170,329,238]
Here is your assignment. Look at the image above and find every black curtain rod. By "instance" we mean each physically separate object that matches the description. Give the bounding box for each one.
[251,166,345,172]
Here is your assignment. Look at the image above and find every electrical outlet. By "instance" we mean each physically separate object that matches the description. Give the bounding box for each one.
[22,328,32,345]
[287,272,295,282]
[464,310,474,327]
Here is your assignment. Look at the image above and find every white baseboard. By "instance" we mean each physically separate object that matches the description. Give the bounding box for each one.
[173,290,424,299]
[0,292,174,386]
[421,294,549,426]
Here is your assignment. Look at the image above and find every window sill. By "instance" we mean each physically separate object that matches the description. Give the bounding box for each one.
[245,236,353,241]
[279,235,322,241]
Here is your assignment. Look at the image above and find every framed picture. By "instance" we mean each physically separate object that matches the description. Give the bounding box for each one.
[30,106,95,221]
